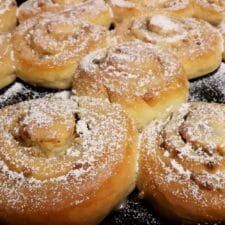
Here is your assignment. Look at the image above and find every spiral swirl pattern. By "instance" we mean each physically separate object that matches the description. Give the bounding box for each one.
[129,14,223,79]
[13,12,110,89]
[139,102,225,222]
[73,41,188,129]
[0,96,137,225]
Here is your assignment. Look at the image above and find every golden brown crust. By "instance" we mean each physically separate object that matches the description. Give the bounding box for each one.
[18,0,112,27]
[106,0,193,22]
[138,102,225,223]
[0,96,137,225]
[0,33,16,89]
[193,0,225,25]
[120,15,223,79]
[0,0,17,32]
[12,13,111,89]
[73,41,188,129]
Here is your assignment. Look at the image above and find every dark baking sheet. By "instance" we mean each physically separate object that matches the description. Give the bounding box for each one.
[1,1,224,224]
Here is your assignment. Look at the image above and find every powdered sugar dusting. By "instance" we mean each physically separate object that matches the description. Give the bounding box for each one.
[18,0,110,23]
[14,11,109,70]
[189,63,225,103]
[131,15,223,60]
[150,14,180,31]
[0,96,131,215]
[76,41,185,97]
[140,102,225,211]
[0,81,72,108]
[0,82,23,101]
[53,90,70,99]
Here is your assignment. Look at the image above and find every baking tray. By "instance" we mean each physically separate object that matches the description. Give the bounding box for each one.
[1,1,225,224]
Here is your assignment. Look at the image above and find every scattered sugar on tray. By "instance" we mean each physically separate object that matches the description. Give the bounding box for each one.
[0,83,54,108]
[0,82,23,103]
[53,90,70,99]
[190,63,225,103]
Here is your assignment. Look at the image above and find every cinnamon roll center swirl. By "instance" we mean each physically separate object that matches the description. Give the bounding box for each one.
[14,107,76,156]
[132,15,199,46]
[179,105,225,155]
[26,16,90,56]
[138,103,225,223]
[0,98,84,180]
[79,42,182,97]
[146,15,184,36]
[158,104,225,178]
